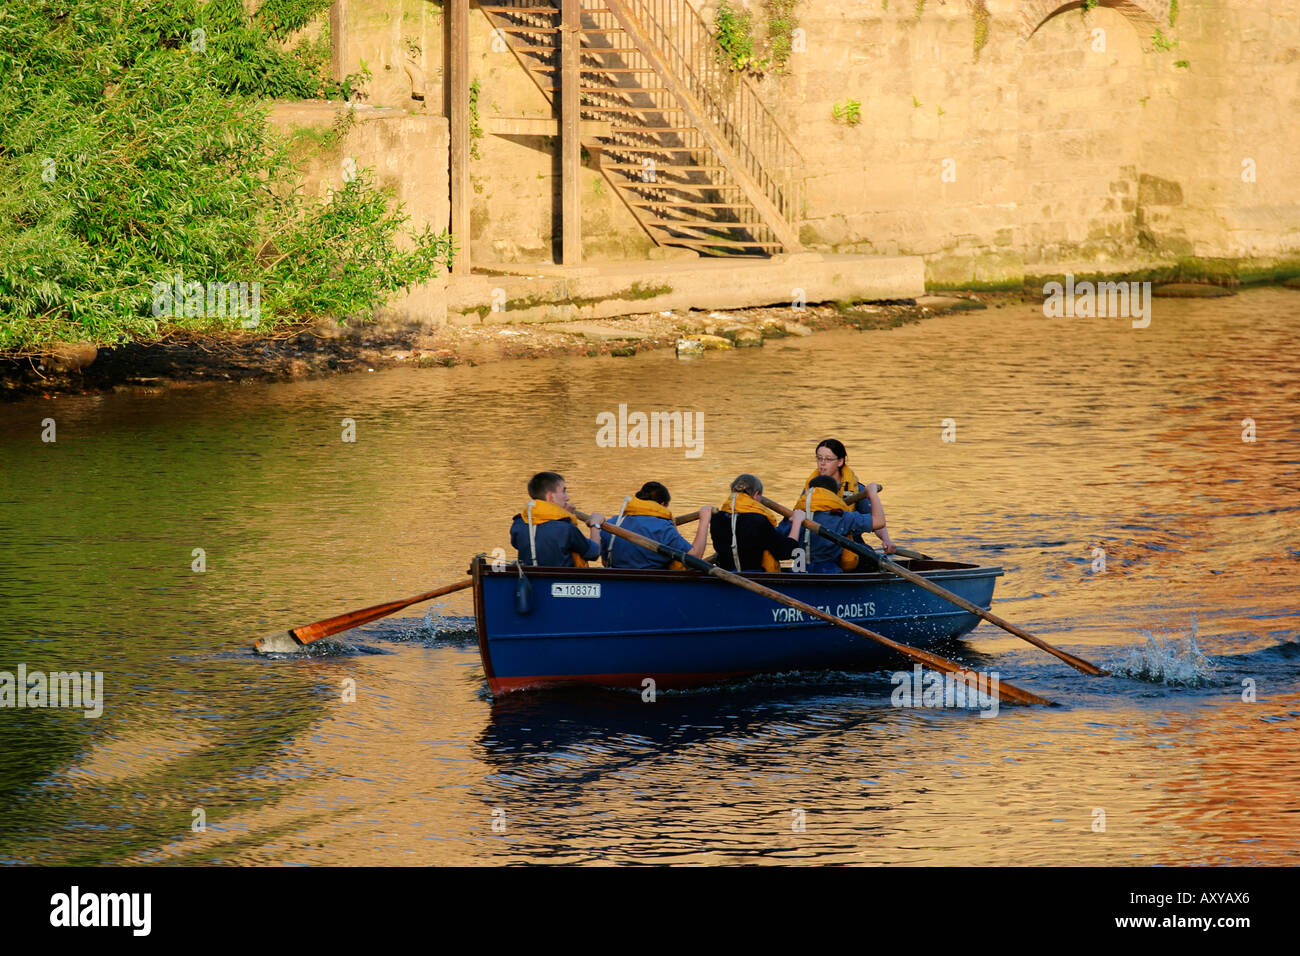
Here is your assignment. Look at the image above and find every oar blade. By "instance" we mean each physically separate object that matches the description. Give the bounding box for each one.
[274,578,474,649]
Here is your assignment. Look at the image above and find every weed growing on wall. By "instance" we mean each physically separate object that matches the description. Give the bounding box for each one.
[832,100,863,125]
[713,0,802,75]
[469,78,484,160]
[765,0,799,72]
[714,0,758,71]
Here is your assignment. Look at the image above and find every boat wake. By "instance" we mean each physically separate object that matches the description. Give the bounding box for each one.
[1111,621,1217,687]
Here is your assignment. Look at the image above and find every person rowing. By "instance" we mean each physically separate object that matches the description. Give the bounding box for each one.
[778,475,879,573]
[601,481,712,569]
[510,471,605,567]
[805,437,896,554]
[710,474,805,572]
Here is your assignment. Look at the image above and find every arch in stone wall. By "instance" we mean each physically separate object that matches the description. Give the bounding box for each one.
[1019,0,1167,38]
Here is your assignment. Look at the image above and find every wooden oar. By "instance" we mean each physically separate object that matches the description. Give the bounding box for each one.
[758,495,1107,676]
[258,579,473,651]
[839,486,932,560]
[573,508,1052,706]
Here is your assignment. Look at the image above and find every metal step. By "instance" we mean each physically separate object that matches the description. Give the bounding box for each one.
[644,218,755,229]
[603,163,726,171]
[630,201,754,208]
[613,180,742,190]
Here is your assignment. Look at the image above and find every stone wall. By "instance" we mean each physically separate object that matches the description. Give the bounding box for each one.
[268,101,451,327]
[326,0,1300,285]
[750,0,1300,284]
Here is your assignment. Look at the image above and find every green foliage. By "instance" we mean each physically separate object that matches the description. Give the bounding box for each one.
[0,0,452,352]
[1174,59,1189,69]
[765,0,799,72]
[1082,0,1098,11]
[1151,27,1178,52]
[712,0,801,75]
[338,62,372,102]
[915,0,926,18]
[912,94,922,108]
[832,99,862,125]
[469,78,483,161]
[714,0,758,72]
[1170,0,1180,28]
[255,0,333,40]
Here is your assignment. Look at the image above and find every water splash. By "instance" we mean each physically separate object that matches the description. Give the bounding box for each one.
[253,632,359,657]
[1113,620,1217,686]
[420,603,477,641]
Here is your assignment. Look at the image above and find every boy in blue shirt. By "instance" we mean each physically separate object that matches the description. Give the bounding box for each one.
[510,472,605,567]
[602,481,712,569]
[779,475,880,573]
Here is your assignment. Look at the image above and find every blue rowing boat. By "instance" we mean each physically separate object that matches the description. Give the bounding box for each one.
[471,556,1003,694]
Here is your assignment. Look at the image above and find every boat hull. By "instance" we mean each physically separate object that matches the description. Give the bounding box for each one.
[473,558,1003,695]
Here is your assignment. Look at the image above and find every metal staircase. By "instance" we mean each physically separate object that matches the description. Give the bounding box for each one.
[480,0,804,256]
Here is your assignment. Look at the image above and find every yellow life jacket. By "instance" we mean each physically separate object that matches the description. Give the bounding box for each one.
[525,499,589,567]
[607,496,685,570]
[719,493,781,572]
[804,462,866,503]
[793,486,859,571]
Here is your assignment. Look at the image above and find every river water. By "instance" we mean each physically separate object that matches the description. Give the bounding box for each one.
[1,289,1297,866]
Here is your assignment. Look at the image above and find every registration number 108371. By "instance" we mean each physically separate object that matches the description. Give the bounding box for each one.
[551,583,602,598]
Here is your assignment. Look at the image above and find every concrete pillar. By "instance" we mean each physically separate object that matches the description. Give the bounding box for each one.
[560,0,582,264]
[448,0,471,274]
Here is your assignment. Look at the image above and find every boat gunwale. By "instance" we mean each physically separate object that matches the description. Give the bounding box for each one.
[473,560,1005,587]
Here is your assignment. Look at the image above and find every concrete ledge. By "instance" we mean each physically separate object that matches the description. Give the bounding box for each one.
[447,254,924,324]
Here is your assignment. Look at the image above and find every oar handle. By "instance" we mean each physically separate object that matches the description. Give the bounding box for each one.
[843,483,882,504]
[674,509,710,526]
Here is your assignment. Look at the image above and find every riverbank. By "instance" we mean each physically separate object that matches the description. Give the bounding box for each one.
[0,294,995,401]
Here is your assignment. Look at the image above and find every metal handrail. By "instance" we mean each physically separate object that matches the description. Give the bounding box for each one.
[610,0,803,229]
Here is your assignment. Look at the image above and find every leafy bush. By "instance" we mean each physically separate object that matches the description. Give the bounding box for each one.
[0,0,452,352]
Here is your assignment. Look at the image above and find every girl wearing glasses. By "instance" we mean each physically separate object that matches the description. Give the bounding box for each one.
[804,438,896,554]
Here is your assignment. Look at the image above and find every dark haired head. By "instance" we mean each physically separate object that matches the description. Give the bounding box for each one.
[635,481,671,506]
[730,474,763,497]
[816,438,847,460]
[808,474,840,494]
[528,471,565,500]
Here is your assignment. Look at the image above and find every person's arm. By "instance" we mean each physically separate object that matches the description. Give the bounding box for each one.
[860,484,896,553]
[573,516,605,561]
[688,506,712,559]
[509,517,527,562]
[765,509,806,560]
[862,484,886,531]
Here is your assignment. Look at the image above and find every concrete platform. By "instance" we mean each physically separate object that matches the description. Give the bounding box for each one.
[447,253,925,325]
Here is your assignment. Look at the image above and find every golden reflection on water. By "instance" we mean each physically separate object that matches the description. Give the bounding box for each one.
[0,289,1297,864]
